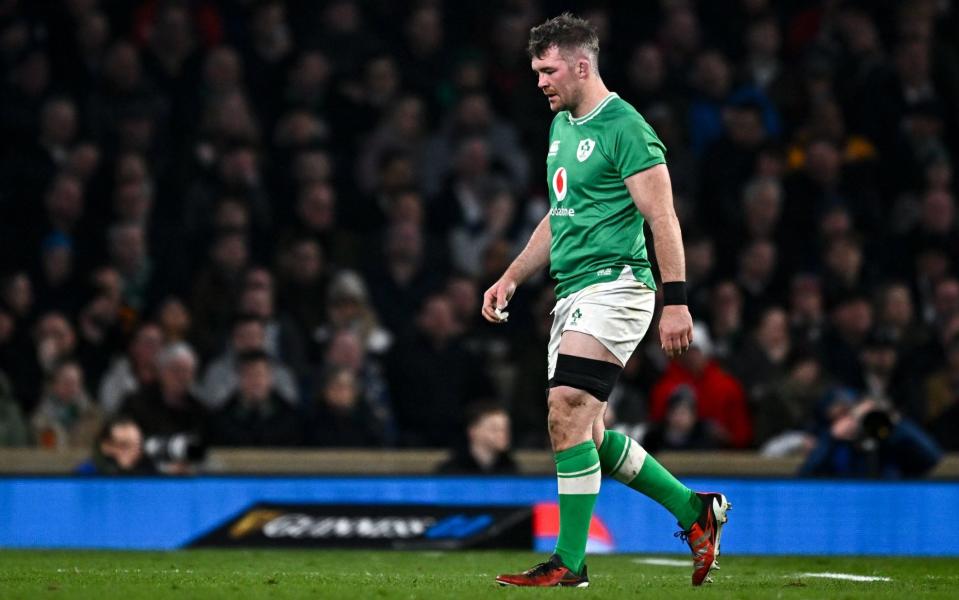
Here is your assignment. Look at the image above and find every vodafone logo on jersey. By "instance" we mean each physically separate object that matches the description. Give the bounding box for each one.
[552,167,568,202]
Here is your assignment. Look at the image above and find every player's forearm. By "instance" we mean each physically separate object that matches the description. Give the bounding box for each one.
[504,215,551,284]
[648,212,685,283]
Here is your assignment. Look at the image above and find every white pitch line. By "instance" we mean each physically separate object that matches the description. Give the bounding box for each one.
[797,572,892,582]
[632,558,689,568]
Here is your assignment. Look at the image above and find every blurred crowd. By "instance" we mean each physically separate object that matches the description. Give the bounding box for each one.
[1,0,958,478]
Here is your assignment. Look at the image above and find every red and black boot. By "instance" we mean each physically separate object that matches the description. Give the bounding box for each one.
[677,492,731,586]
[495,554,589,588]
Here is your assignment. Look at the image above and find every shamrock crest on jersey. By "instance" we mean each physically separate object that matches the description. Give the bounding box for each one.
[576,138,596,162]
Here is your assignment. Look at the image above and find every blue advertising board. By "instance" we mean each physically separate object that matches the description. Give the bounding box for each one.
[0,476,956,555]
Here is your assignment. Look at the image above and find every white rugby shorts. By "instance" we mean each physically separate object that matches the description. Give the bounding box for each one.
[547,268,655,379]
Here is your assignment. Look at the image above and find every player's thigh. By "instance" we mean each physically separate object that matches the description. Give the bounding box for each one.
[558,282,655,367]
[557,330,621,365]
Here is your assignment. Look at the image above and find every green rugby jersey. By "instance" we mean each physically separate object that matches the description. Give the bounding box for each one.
[546,92,665,298]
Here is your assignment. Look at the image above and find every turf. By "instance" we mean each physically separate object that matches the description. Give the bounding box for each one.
[0,550,957,599]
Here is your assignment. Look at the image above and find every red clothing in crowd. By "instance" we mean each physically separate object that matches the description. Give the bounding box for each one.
[650,360,753,448]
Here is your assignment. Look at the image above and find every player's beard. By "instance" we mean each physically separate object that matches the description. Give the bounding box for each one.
[551,86,583,114]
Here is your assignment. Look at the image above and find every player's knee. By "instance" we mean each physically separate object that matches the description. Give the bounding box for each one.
[546,388,577,438]
[548,386,587,418]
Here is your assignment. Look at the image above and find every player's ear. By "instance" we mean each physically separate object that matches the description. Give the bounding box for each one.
[578,58,592,78]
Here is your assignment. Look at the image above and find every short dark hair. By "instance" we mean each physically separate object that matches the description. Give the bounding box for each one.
[464,401,507,429]
[96,415,140,445]
[528,13,599,61]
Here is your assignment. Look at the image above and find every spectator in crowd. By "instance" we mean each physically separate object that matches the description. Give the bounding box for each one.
[876,282,926,353]
[190,230,250,357]
[313,270,392,356]
[209,350,302,446]
[422,91,528,199]
[642,385,723,453]
[34,311,77,368]
[708,280,745,360]
[237,268,309,376]
[365,221,445,338]
[33,232,81,314]
[736,239,782,325]
[107,221,153,313]
[99,322,163,415]
[822,292,874,387]
[118,342,206,439]
[198,314,298,411]
[0,272,34,328]
[788,274,826,353]
[31,359,101,449]
[700,100,772,231]
[76,415,156,475]
[286,182,358,267]
[156,296,192,343]
[856,328,915,416]
[275,236,329,335]
[356,95,428,196]
[800,391,941,478]
[732,306,793,444]
[438,402,517,474]
[387,293,493,447]
[306,366,387,447]
[651,322,752,448]
[75,291,124,390]
[449,184,521,279]
[758,353,831,457]
[315,328,394,442]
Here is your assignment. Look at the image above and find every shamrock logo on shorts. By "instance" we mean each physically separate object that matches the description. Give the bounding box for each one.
[571,308,583,325]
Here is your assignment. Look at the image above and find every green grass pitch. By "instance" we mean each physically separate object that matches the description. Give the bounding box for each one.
[1,550,957,599]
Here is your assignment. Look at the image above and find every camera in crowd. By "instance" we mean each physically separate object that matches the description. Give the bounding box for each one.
[143,433,207,463]
[859,407,895,444]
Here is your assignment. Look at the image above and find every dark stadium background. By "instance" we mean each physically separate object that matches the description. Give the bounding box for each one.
[1,0,958,518]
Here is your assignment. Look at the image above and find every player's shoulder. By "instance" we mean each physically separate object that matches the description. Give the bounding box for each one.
[602,94,647,125]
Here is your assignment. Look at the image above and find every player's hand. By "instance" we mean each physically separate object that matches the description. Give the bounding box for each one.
[659,304,693,358]
[482,277,517,323]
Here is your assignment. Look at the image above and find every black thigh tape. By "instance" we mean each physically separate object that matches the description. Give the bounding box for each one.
[548,353,623,402]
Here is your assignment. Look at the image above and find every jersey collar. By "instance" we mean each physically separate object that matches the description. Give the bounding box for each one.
[567,92,619,125]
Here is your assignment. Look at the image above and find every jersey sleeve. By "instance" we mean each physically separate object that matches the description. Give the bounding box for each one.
[610,114,666,179]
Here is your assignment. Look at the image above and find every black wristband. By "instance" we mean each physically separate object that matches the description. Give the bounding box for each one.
[662,281,687,306]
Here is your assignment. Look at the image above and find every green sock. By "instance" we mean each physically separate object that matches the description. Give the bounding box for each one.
[598,430,703,529]
[553,440,601,575]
